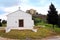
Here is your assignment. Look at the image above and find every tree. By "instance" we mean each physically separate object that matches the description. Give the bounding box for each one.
[0,19,1,21]
[58,14,60,28]
[32,16,42,25]
[0,19,2,26]
[47,3,58,28]
[2,20,7,24]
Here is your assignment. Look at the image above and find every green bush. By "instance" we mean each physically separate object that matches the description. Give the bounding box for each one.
[54,27,60,34]
[0,22,2,26]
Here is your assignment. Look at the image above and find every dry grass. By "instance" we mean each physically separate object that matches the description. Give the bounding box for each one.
[0,27,56,39]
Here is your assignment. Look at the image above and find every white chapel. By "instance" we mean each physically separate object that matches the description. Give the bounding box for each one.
[6,7,37,33]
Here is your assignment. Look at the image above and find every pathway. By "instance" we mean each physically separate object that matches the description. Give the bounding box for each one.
[41,36,60,40]
[0,36,60,40]
[0,37,18,40]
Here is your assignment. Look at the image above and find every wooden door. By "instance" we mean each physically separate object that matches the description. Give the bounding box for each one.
[19,20,24,27]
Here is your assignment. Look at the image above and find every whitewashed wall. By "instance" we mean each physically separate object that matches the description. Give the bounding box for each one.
[6,10,34,32]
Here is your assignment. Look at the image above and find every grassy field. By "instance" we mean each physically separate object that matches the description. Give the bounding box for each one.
[0,26,58,39]
[0,20,60,39]
[2,24,6,27]
[0,16,60,39]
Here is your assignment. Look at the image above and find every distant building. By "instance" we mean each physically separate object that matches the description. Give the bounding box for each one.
[26,9,46,20]
[26,9,36,15]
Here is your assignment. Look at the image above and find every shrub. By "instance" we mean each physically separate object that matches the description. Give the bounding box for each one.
[0,22,2,26]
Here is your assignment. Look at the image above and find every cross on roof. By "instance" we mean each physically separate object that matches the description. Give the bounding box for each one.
[18,7,20,10]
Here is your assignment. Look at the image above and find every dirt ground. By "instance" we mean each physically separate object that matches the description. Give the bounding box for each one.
[0,37,18,40]
[0,36,60,40]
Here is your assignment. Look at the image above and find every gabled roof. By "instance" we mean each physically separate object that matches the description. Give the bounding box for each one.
[7,9,31,16]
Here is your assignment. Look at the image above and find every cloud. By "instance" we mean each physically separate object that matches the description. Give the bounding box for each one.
[0,0,50,20]
[4,5,19,13]
[20,0,50,15]
[0,13,7,20]
[0,5,19,20]
[0,0,60,20]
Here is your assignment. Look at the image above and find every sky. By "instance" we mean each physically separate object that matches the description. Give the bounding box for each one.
[0,0,60,20]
